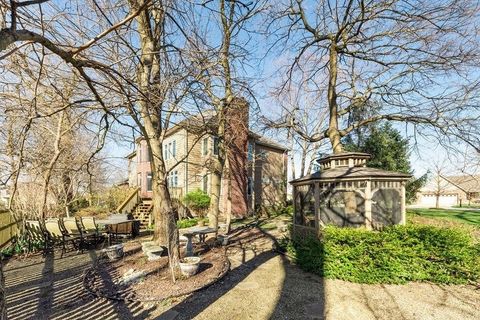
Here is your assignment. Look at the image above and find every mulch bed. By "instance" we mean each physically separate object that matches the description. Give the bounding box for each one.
[83,241,230,301]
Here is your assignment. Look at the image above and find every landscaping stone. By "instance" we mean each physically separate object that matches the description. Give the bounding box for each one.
[118,268,146,285]
[144,245,164,261]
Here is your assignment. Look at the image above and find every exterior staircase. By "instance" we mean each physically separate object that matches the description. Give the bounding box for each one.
[132,200,153,229]
[116,188,153,230]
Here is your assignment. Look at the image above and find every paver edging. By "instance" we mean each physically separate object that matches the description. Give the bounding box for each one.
[82,251,231,303]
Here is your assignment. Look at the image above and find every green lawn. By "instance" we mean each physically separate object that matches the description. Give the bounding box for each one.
[408,208,480,226]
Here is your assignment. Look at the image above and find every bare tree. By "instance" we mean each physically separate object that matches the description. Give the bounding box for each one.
[431,161,451,209]
[267,0,480,153]
[268,80,329,178]
[187,0,267,230]
[0,0,217,275]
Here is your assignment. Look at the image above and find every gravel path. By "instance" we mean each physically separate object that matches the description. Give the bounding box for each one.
[4,228,480,320]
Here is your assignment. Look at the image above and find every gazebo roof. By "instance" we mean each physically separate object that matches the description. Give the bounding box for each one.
[317,152,371,164]
[291,166,411,184]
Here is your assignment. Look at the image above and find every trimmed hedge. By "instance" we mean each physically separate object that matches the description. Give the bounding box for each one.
[281,225,480,284]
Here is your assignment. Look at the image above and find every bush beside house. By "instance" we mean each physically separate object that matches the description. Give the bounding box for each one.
[183,189,210,218]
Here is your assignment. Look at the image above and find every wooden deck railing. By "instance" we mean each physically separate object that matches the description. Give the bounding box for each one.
[116,187,141,214]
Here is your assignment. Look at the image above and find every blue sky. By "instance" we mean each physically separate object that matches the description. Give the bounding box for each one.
[99,0,479,184]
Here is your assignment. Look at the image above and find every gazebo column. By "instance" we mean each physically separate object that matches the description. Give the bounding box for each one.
[400,181,406,225]
[365,180,373,229]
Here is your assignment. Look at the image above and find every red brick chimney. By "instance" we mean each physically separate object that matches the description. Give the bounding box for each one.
[224,97,249,217]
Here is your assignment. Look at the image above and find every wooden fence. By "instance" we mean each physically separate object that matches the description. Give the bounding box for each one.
[0,211,18,250]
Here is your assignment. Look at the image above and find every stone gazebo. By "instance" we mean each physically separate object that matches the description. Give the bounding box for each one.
[290,152,411,237]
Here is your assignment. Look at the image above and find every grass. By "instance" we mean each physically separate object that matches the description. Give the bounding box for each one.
[281,225,480,285]
[408,208,480,226]
[453,204,480,209]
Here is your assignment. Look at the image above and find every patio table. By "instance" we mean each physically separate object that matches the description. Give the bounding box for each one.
[96,219,140,246]
[181,226,217,256]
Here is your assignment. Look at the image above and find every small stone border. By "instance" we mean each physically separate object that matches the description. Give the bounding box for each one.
[82,250,231,303]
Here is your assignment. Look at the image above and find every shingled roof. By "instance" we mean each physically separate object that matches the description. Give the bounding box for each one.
[291,166,411,184]
[442,175,480,193]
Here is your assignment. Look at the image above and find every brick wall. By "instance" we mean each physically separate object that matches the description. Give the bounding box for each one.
[225,98,249,217]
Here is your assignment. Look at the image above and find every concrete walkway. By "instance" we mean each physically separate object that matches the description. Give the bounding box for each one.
[4,228,480,320]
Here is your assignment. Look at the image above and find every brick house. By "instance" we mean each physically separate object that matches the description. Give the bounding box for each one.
[125,101,288,221]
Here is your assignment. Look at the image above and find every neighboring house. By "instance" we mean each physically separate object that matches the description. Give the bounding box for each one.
[415,175,480,207]
[126,100,288,221]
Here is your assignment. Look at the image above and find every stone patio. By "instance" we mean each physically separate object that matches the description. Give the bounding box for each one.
[3,227,480,320]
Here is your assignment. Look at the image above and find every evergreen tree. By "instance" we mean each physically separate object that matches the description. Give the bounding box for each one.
[344,122,426,203]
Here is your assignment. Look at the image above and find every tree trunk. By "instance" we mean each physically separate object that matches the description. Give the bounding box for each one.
[300,139,308,177]
[288,127,296,180]
[327,40,343,154]
[208,116,226,230]
[208,162,222,230]
[149,140,179,270]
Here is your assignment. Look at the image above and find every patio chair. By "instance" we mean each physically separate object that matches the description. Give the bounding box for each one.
[79,217,102,242]
[44,218,82,256]
[63,217,96,247]
[25,220,47,253]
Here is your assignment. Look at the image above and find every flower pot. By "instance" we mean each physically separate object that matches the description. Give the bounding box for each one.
[179,256,201,277]
[104,244,124,260]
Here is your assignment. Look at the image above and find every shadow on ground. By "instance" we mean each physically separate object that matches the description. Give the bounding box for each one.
[4,248,156,320]
[165,226,326,320]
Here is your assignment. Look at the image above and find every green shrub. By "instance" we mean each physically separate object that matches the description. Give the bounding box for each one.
[183,189,210,218]
[177,218,199,229]
[281,225,480,284]
[0,237,44,257]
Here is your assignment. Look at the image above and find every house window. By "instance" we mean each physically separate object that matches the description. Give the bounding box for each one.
[259,150,267,160]
[247,177,253,196]
[137,173,142,189]
[247,142,254,161]
[202,175,208,192]
[172,140,176,158]
[213,137,219,155]
[164,144,168,160]
[202,137,209,156]
[147,173,152,191]
[173,171,178,187]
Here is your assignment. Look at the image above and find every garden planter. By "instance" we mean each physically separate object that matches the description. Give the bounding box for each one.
[217,234,229,246]
[144,246,164,261]
[104,244,124,260]
[179,256,201,277]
